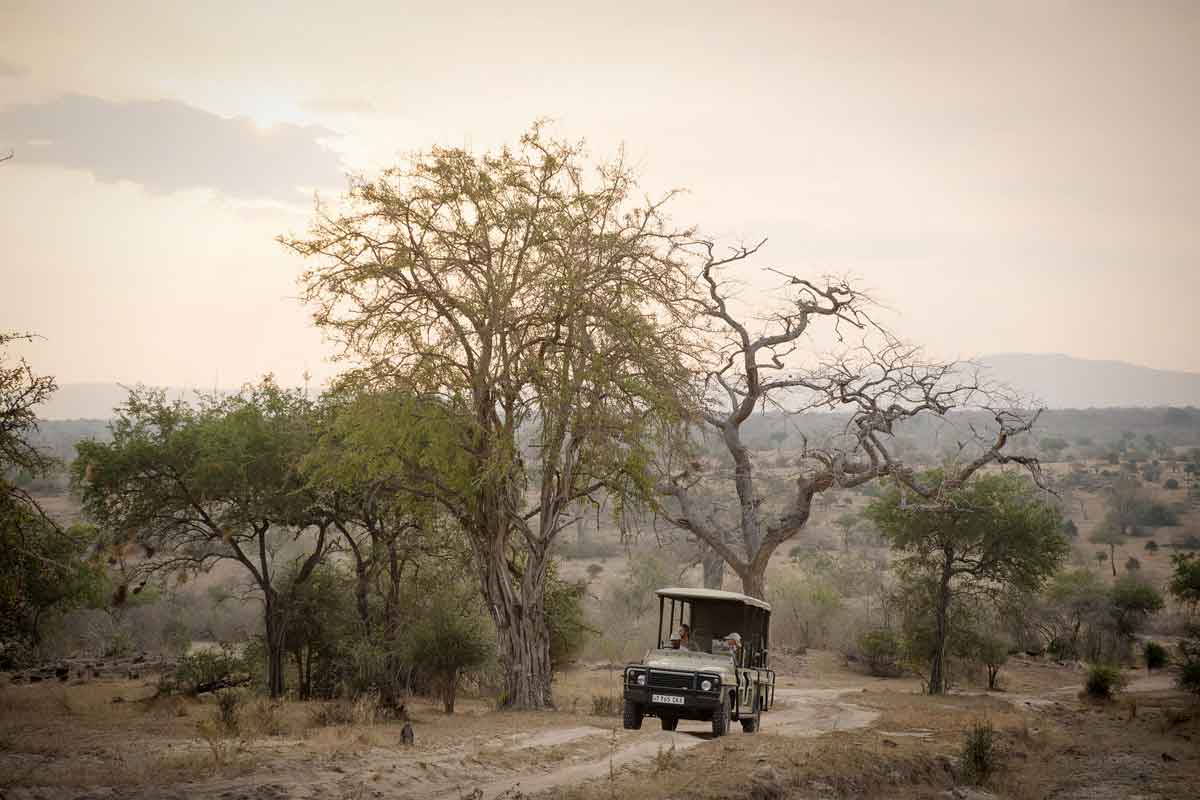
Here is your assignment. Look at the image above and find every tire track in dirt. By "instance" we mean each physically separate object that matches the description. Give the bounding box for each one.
[472,687,880,799]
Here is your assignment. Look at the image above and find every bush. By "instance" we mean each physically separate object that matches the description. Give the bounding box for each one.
[1084,664,1128,699]
[960,721,997,785]
[1143,641,1168,671]
[1179,660,1200,696]
[1165,479,1180,490]
[214,690,243,735]
[407,605,492,713]
[857,628,902,677]
[168,644,249,695]
[590,694,620,716]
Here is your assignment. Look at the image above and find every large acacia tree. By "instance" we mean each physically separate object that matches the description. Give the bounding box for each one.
[657,242,1044,599]
[868,471,1067,694]
[75,380,335,697]
[283,127,698,709]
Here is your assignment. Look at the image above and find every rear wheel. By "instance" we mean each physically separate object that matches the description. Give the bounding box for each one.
[711,692,731,737]
[622,700,643,730]
[660,715,678,731]
[740,690,762,733]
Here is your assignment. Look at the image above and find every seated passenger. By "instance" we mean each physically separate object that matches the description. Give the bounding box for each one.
[679,624,692,651]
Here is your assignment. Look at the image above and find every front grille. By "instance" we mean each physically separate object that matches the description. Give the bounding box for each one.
[648,670,693,690]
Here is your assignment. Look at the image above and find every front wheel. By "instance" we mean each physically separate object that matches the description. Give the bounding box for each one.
[623,700,643,730]
[660,715,678,731]
[711,693,731,737]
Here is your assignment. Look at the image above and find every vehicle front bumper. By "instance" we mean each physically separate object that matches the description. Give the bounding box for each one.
[623,686,722,716]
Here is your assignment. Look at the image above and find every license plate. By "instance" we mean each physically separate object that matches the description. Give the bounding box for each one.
[652,693,685,705]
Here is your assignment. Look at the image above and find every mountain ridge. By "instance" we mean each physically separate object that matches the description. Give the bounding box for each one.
[32,354,1200,419]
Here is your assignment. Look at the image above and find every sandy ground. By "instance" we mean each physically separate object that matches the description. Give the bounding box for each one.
[3,651,1198,800]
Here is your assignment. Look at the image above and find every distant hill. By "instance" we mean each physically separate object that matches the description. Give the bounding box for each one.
[977,354,1200,409]
[35,354,1200,419]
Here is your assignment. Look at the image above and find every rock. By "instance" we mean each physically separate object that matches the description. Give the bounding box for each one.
[1162,752,1177,762]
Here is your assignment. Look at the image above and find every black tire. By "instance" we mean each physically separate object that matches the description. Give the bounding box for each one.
[740,690,761,733]
[622,699,643,730]
[711,693,731,737]
[660,715,679,731]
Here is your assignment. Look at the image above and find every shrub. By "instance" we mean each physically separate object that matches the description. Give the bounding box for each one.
[1145,540,1159,554]
[1179,660,1200,696]
[168,644,249,696]
[1048,637,1077,662]
[1165,479,1180,490]
[1085,664,1128,699]
[590,694,620,716]
[1143,641,1168,671]
[214,690,243,735]
[1125,557,1141,572]
[308,700,356,727]
[857,628,902,677]
[960,721,997,785]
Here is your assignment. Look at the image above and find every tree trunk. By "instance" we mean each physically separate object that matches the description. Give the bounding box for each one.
[263,592,287,699]
[1109,543,1117,577]
[928,560,953,696]
[443,669,458,713]
[379,539,405,710]
[741,570,767,600]
[478,539,554,710]
[701,546,726,590]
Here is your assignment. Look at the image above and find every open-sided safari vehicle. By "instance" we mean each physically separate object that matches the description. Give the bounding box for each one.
[622,587,776,735]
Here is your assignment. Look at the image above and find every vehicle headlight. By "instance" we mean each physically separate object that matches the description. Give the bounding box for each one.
[700,679,713,692]
[636,673,646,686]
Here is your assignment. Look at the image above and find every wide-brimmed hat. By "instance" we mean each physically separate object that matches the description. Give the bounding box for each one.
[724,632,742,643]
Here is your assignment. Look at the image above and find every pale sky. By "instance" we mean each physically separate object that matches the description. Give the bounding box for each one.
[2,0,1198,388]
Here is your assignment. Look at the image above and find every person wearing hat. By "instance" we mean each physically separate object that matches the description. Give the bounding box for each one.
[723,632,742,662]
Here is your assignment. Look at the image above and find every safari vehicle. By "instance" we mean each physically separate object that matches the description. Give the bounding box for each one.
[622,587,776,735]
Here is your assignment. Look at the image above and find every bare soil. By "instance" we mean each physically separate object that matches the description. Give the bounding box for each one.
[3,651,1197,800]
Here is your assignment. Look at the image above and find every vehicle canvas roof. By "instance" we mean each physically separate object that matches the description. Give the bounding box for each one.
[655,587,772,612]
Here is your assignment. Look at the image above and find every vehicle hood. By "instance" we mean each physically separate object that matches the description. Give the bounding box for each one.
[641,649,736,679]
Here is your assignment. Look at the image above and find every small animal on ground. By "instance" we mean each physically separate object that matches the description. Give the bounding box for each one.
[401,722,414,746]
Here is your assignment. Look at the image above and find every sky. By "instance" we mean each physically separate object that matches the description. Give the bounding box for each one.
[2,0,1198,389]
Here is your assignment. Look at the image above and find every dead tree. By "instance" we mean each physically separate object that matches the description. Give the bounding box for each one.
[657,241,1043,599]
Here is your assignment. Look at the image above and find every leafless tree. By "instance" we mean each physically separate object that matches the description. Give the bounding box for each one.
[657,241,1043,598]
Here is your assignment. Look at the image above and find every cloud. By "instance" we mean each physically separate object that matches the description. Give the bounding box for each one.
[0,94,345,201]
[300,96,376,114]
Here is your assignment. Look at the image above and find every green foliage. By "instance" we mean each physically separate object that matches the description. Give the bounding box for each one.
[168,644,251,696]
[1084,664,1127,699]
[1109,577,1164,637]
[856,628,902,677]
[1145,540,1159,554]
[1143,641,1168,671]
[1062,519,1079,539]
[1165,478,1180,490]
[1124,556,1141,572]
[544,567,592,669]
[214,690,243,735]
[868,472,1067,692]
[1168,554,1200,612]
[960,721,997,785]
[975,633,1011,690]
[406,604,493,713]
